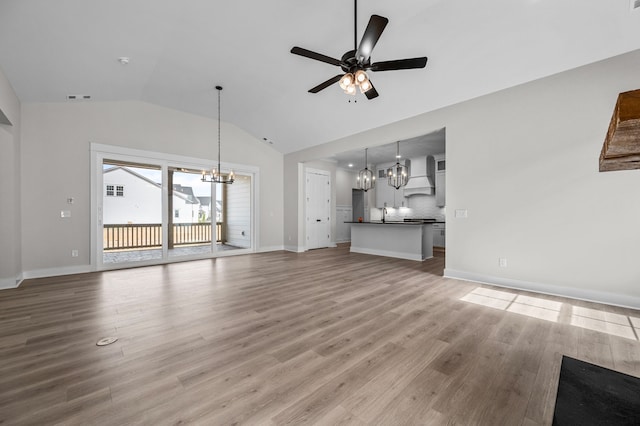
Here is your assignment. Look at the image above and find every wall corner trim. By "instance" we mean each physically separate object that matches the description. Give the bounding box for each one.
[444,269,640,311]
[0,277,20,290]
[284,245,305,253]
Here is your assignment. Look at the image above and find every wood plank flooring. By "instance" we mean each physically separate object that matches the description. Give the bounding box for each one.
[1,245,640,425]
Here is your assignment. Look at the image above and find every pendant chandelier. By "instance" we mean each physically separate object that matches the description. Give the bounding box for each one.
[356,148,375,192]
[387,141,409,189]
[201,85,234,184]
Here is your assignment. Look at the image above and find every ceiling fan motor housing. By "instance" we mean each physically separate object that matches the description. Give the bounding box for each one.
[341,50,370,73]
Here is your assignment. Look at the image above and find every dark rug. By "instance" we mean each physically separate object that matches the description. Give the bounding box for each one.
[553,356,640,425]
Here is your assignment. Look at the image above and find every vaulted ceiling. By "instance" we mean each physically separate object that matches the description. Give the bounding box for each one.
[1,0,639,154]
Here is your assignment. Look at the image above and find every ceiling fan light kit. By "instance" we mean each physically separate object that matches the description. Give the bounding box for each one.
[290,0,428,100]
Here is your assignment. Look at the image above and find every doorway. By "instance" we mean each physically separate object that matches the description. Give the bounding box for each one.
[305,168,331,250]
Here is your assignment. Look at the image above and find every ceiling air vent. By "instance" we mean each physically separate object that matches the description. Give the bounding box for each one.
[66,95,91,101]
[632,0,640,10]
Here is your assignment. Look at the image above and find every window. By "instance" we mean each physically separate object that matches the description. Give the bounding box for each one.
[106,184,124,197]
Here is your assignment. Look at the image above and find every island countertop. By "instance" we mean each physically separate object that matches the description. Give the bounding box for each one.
[344,221,436,225]
[348,221,433,261]
[344,220,444,225]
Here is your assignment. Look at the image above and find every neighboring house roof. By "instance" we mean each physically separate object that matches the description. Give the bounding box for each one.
[103,166,196,204]
[197,196,211,207]
[173,184,198,204]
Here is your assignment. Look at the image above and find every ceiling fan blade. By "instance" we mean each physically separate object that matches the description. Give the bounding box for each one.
[355,15,389,64]
[309,74,343,93]
[364,82,379,100]
[370,57,428,72]
[291,46,342,67]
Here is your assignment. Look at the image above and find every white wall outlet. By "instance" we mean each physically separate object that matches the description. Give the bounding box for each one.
[61,210,71,218]
[499,258,507,268]
[455,209,468,218]
[71,250,79,257]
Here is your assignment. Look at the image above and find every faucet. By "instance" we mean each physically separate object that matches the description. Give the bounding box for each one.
[382,207,387,223]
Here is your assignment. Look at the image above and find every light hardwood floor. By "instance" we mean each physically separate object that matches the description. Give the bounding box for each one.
[1,245,640,425]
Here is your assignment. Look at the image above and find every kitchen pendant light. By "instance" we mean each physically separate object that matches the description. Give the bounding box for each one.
[201,86,235,184]
[356,148,375,192]
[387,141,409,189]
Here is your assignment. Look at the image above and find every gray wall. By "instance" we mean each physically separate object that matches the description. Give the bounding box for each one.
[284,49,640,308]
[336,168,357,207]
[0,66,21,289]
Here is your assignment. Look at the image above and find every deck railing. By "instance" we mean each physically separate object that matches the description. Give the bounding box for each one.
[103,223,222,250]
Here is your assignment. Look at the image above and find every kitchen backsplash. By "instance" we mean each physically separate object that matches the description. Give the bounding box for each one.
[370,194,445,221]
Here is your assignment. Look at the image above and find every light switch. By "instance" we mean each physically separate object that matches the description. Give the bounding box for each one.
[61,210,71,218]
[455,209,468,218]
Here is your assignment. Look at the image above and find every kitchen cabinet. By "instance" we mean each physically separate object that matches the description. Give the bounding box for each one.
[432,223,446,247]
[349,222,433,261]
[375,164,406,208]
[434,154,446,207]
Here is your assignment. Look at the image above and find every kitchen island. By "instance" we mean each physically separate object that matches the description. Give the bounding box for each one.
[348,221,434,261]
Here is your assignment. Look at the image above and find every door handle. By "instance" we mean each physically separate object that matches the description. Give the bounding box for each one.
[316,219,321,222]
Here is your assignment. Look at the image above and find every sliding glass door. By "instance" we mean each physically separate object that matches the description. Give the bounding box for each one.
[221,173,252,251]
[168,168,215,259]
[102,160,163,265]
[93,144,257,270]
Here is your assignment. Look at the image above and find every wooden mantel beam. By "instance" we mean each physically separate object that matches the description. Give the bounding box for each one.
[600,89,640,172]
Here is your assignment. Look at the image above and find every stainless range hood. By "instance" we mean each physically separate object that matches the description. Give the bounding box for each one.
[404,156,435,196]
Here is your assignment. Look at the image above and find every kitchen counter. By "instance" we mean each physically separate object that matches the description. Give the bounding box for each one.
[345,221,429,225]
[348,222,433,261]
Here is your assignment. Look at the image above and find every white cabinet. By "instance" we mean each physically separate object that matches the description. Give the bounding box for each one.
[336,206,352,243]
[375,164,406,208]
[432,223,446,247]
[434,154,446,207]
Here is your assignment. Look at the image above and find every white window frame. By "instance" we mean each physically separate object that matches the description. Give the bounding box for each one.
[90,143,260,271]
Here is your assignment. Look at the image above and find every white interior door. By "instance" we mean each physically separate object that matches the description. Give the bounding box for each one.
[305,169,330,250]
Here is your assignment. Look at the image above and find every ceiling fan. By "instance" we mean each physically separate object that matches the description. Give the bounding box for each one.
[290,0,428,100]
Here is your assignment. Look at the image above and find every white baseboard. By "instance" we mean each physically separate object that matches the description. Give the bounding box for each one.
[257,245,285,253]
[22,265,93,281]
[284,245,305,253]
[350,246,429,262]
[444,269,640,311]
[0,276,20,290]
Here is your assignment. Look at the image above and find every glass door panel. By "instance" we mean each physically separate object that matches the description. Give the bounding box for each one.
[220,173,252,251]
[102,160,163,264]
[168,168,214,258]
